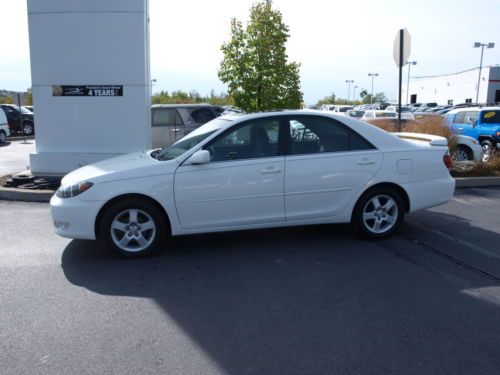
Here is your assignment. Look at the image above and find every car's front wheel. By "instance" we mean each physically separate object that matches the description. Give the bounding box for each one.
[481,140,496,162]
[452,145,473,161]
[100,198,167,257]
[352,187,404,239]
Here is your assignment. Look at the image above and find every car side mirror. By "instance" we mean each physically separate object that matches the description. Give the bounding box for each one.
[186,149,210,165]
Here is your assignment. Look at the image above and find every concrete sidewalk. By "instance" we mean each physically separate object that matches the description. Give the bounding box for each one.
[0,139,35,176]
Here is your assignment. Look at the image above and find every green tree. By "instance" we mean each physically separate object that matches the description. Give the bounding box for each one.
[360,91,387,104]
[24,88,33,106]
[0,96,14,104]
[218,0,303,112]
[316,92,336,107]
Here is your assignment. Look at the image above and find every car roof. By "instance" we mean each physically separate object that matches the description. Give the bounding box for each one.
[446,106,499,114]
[151,103,218,108]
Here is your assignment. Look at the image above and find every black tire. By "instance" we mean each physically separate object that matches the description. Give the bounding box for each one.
[100,198,167,258]
[480,140,496,161]
[22,122,34,135]
[351,186,405,239]
[452,145,473,161]
[0,130,6,143]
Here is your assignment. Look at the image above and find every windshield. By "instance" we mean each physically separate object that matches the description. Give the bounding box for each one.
[154,117,232,161]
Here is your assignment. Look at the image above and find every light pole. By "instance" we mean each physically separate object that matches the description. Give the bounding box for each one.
[345,80,354,103]
[353,85,358,103]
[368,73,378,104]
[474,42,494,103]
[406,61,417,105]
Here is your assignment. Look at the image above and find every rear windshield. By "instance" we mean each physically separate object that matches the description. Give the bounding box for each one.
[481,110,500,124]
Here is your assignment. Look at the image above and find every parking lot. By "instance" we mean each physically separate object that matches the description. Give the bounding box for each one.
[0,138,35,176]
[1,187,500,374]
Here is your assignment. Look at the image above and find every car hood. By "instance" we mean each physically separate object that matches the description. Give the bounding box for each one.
[61,151,177,185]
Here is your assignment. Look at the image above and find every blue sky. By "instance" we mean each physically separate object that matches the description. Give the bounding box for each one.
[1,0,499,104]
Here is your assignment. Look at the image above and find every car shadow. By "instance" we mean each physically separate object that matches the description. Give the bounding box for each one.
[0,141,11,147]
[61,219,500,374]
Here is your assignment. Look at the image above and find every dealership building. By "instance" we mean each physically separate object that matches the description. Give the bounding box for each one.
[405,65,500,105]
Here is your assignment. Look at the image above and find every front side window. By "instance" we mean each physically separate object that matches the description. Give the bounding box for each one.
[480,110,500,124]
[464,111,479,125]
[205,119,280,162]
[152,108,183,127]
[288,116,375,155]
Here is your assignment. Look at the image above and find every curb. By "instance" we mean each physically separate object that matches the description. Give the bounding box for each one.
[455,176,500,188]
[0,186,53,202]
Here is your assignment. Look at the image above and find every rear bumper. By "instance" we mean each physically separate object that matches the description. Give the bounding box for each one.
[402,176,455,213]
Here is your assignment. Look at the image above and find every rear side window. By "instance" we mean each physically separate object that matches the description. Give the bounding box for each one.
[453,112,466,124]
[189,108,216,124]
[152,109,183,127]
[481,110,500,124]
[287,116,375,155]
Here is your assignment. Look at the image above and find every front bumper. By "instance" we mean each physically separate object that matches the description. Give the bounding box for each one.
[50,195,103,240]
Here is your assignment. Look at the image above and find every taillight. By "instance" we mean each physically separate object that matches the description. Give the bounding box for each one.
[443,153,452,169]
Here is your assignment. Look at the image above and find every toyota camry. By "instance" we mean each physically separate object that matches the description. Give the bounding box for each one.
[51,111,455,257]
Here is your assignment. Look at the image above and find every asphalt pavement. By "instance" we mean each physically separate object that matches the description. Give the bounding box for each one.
[1,188,500,374]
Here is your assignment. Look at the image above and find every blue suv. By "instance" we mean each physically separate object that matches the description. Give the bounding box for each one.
[445,107,500,160]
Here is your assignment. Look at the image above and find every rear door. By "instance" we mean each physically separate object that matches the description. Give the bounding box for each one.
[283,115,382,221]
[151,108,184,148]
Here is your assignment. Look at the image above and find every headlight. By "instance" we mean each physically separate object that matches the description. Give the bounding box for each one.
[56,181,93,198]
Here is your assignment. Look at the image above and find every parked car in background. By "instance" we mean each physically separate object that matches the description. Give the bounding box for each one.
[51,111,455,257]
[0,104,35,135]
[322,105,354,113]
[452,134,483,162]
[346,109,366,119]
[385,106,415,120]
[444,106,500,160]
[0,108,10,143]
[361,110,398,121]
[23,106,34,113]
[151,104,225,148]
[416,102,438,112]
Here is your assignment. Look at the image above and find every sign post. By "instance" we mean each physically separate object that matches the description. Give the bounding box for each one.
[393,28,411,131]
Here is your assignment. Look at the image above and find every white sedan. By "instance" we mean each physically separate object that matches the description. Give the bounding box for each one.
[51,111,455,257]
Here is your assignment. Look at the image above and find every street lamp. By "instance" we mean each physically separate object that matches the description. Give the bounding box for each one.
[406,61,417,105]
[368,73,379,104]
[473,42,495,103]
[345,80,354,103]
[353,85,358,103]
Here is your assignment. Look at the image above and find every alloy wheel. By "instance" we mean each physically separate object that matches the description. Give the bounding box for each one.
[110,209,157,253]
[362,195,399,234]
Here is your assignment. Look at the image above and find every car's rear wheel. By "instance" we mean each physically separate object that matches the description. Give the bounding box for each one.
[23,122,34,135]
[100,198,167,257]
[352,187,404,239]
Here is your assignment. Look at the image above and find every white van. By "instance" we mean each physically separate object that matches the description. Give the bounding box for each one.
[0,108,11,143]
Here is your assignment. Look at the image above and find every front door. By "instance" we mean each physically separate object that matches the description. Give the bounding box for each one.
[174,118,285,230]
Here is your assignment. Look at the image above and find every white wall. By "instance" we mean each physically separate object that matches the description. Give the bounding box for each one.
[404,66,495,105]
[28,0,151,175]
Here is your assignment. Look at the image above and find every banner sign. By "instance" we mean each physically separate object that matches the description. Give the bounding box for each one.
[52,85,123,97]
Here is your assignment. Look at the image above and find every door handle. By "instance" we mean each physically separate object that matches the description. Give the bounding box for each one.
[170,128,180,132]
[357,158,376,165]
[261,167,282,174]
